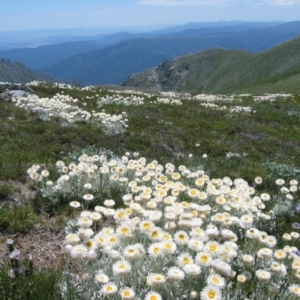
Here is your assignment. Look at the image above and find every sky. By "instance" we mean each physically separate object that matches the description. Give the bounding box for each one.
[0,0,299,32]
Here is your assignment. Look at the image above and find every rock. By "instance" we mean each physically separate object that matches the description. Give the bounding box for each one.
[0,89,33,102]
[0,82,33,93]
[0,82,34,101]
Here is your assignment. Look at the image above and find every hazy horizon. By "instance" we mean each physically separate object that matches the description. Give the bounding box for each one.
[0,20,286,34]
[0,0,299,32]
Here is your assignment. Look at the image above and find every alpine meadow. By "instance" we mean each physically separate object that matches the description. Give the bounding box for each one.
[1,3,300,300]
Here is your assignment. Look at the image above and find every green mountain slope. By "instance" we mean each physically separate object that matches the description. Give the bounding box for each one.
[0,58,54,84]
[38,21,300,85]
[123,35,300,94]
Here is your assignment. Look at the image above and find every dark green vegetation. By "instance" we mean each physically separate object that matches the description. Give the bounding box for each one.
[37,21,300,85]
[0,84,299,193]
[124,35,300,94]
[0,58,54,83]
[0,239,61,300]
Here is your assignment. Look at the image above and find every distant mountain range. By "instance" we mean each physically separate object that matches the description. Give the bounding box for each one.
[0,41,101,69]
[1,20,300,90]
[0,21,283,49]
[0,21,283,70]
[123,35,300,95]
[35,21,300,85]
[0,58,54,84]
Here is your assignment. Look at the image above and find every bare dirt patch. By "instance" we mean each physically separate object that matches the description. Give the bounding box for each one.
[0,180,35,205]
[0,227,65,271]
[151,141,185,159]
[0,180,65,271]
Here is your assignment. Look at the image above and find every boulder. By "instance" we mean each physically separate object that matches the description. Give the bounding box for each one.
[0,82,34,101]
[0,89,33,102]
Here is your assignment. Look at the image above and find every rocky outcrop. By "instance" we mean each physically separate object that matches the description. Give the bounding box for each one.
[0,89,33,102]
[0,82,34,101]
[123,57,195,92]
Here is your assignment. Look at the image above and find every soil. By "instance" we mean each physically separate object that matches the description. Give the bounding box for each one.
[0,180,65,271]
[0,227,65,271]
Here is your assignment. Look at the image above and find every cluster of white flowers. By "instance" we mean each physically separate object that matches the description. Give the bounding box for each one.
[193,94,235,102]
[228,106,253,113]
[26,151,134,206]
[200,102,253,113]
[155,97,183,105]
[11,93,127,135]
[253,94,293,102]
[193,93,293,103]
[97,92,184,106]
[92,111,128,136]
[226,152,248,158]
[160,91,192,100]
[52,82,75,90]
[29,150,298,299]
[27,81,94,91]
[200,103,227,110]
[107,89,153,97]
[13,93,80,119]
[27,80,47,87]
[97,94,145,107]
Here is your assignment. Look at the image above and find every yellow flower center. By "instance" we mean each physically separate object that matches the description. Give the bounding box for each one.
[121,228,128,234]
[153,247,160,253]
[86,241,93,248]
[143,223,150,229]
[208,290,216,299]
[152,231,158,238]
[183,257,190,264]
[210,245,217,252]
[213,277,220,284]
[201,255,208,262]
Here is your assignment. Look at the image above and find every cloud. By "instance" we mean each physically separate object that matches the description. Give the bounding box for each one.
[139,0,299,6]
[139,0,236,6]
[267,0,297,5]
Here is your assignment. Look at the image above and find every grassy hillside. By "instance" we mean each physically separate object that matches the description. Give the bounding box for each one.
[1,82,300,299]
[123,35,300,94]
[1,83,299,185]
[38,21,300,85]
[0,58,54,84]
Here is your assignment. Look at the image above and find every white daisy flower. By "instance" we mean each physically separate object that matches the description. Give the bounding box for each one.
[200,285,222,300]
[167,266,185,282]
[112,260,131,277]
